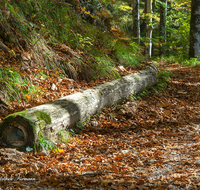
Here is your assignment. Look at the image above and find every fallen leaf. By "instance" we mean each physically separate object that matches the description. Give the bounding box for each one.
[137,179,144,185]
[112,165,119,173]
[192,136,199,141]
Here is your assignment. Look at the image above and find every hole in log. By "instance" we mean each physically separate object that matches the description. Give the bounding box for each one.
[1,117,35,150]
[6,125,28,147]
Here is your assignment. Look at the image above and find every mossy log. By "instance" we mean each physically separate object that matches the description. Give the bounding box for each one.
[0,64,157,150]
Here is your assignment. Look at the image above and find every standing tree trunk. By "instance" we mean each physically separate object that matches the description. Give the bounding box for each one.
[159,0,167,56]
[151,0,156,57]
[189,0,200,60]
[133,0,140,44]
[145,0,153,57]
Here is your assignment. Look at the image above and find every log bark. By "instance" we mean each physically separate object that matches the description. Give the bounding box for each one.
[0,64,157,150]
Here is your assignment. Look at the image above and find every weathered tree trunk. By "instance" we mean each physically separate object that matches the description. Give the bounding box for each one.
[145,0,153,57]
[133,0,140,44]
[159,0,167,56]
[189,0,200,60]
[0,64,157,150]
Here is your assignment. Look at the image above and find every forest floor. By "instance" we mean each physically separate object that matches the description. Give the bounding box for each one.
[1,62,200,190]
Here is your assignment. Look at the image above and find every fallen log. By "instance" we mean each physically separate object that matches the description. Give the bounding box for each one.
[0,64,157,150]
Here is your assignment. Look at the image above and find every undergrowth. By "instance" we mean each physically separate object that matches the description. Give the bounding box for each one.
[154,56,200,67]
[0,67,42,104]
[0,0,143,104]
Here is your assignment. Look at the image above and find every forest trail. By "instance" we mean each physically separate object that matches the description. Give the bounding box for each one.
[1,62,200,190]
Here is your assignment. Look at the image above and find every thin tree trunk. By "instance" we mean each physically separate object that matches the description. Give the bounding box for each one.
[146,0,153,57]
[159,0,167,56]
[151,0,156,56]
[133,0,140,44]
[189,0,200,60]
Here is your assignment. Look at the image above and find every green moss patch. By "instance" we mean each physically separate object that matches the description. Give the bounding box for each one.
[33,111,52,125]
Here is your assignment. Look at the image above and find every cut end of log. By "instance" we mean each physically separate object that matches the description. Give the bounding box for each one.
[4,123,27,147]
[0,115,35,150]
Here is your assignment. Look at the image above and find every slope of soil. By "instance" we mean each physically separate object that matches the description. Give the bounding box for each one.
[1,62,200,190]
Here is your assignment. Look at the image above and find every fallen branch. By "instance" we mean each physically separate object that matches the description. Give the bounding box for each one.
[0,41,10,52]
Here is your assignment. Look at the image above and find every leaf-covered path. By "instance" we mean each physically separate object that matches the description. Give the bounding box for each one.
[1,63,200,190]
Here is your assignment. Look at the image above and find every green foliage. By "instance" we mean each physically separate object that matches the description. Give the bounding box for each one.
[111,1,132,32]
[35,111,52,130]
[156,70,172,92]
[94,56,121,79]
[178,58,200,67]
[0,0,143,85]
[0,67,42,103]
[34,136,57,152]
[156,56,200,67]
[166,1,190,58]
[76,121,84,130]
[130,89,151,101]
[57,130,72,143]
[114,41,142,68]
[36,111,51,125]
[97,109,102,115]
[150,0,191,58]
[84,117,92,124]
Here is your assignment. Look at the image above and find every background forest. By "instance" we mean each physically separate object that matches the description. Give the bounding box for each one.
[0,0,194,114]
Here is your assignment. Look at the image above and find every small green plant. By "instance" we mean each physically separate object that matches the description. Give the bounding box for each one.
[180,58,200,67]
[97,109,102,115]
[84,117,92,124]
[130,89,151,101]
[116,106,125,110]
[152,70,172,93]
[38,70,48,80]
[94,56,121,79]
[130,92,139,101]
[157,70,172,82]
[113,41,142,68]
[109,99,125,109]
[34,137,57,152]
[57,130,72,143]
[76,34,94,48]
[76,121,84,130]
[0,68,42,104]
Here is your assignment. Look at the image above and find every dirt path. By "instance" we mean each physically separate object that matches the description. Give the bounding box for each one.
[1,63,200,190]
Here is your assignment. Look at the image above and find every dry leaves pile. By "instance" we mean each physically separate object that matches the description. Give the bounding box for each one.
[1,63,200,189]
